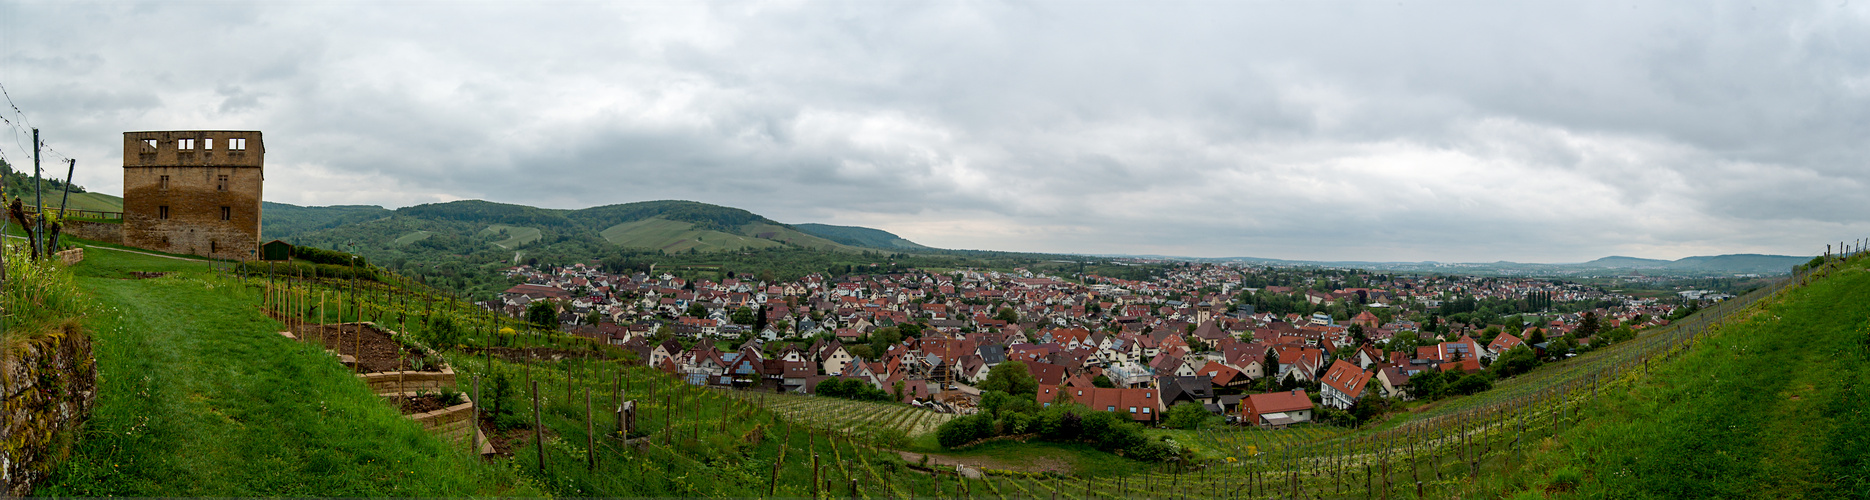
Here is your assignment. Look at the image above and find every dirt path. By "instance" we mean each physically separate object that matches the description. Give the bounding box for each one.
[5,234,210,262]
[897,450,1071,477]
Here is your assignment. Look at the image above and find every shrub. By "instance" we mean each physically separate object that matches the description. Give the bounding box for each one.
[936,413,995,449]
[999,411,1035,435]
[1038,406,1084,441]
[1164,401,1212,430]
[872,453,908,473]
[2,242,90,345]
[1450,373,1495,395]
[1550,467,1583,491]
[290,245,368,267]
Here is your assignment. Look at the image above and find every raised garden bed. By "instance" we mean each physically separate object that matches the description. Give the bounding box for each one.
[278,322,492,455]
[384,390,493,456]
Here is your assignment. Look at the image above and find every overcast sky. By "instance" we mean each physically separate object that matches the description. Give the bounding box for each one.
[1,1,1864,262]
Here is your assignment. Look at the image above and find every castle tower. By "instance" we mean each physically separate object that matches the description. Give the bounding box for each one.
[121,131,264,260]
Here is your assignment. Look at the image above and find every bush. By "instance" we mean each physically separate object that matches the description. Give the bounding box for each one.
[999,411,1036,435]
[1550,467,1584,490]
[1037,406,1083,441]
[290,245,368,267]
[1164,401,1212,430]
[2,243,90,344]
[936,413,996,449]
[1449,373,1494,395]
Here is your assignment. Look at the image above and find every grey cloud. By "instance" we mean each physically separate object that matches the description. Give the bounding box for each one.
[3,0,1866,262]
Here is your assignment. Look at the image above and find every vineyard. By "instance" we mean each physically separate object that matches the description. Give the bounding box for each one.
[37,240,1861,497]
[721,389,956,440]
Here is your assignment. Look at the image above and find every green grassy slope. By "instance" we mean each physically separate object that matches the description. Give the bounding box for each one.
[599,217,786,252]
[37,250,535,496]
[478,224,543,249]
[392,230,434,246]
[1502,259,1870,498]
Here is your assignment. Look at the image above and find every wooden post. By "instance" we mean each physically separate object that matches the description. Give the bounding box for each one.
[586,387,596,470]
[770,448,783,497]
[472,375,481,456]
[813,453,821,499]
[532,381,545,473]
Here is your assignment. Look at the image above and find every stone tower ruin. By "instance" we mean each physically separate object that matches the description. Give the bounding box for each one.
[121,131,264,260]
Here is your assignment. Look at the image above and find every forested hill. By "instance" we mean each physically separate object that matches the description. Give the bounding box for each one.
[793,223,932,251]
[262,198,967,297]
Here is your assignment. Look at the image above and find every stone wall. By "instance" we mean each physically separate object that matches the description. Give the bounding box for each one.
[55,248,83,266]
[1,327,96,497]
[61,221,122,245]
[121,130,264,261]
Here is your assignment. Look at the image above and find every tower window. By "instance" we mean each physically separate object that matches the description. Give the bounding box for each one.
[178,139,196,150]
[204,138,213,150]
[217,175,229,191]
[159,206,170,219]
[160,175,170,189]
[221,206,231,221]
[228,138,247,151]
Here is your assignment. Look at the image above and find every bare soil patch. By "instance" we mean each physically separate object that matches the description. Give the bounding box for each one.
[477,413,555,457]
[292,323,441,373]
[394,393,461,414]
[898,450,1072,475]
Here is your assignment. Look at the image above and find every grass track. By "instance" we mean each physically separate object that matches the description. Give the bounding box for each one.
[35,250,534,496]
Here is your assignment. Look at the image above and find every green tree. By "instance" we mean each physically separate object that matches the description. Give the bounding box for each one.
[995,307,1020,324]
[685,303,708,318]
[525,300,559,330]
[1092,375,1115,388]
[1489,345,1541,378]
[731,306,756,325]
[980,361,1038,396]
[1164,402,1212,430]
[1577,311,1601,338]
[1262,349,1282,389]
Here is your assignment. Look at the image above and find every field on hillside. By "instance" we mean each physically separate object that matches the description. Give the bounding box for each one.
[739,222,864,252]
[1498,256,1870,498]
[478,224,541,249]
[37,249,535,496]
[720,390,955,439]
[393,230,435,246]
[599,218,785,252]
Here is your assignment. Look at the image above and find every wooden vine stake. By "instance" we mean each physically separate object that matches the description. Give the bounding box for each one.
[586,387,596,470]
[533,380,545,473]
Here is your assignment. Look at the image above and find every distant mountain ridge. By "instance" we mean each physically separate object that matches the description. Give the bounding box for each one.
[262,199,931,254]
[1189,253,1810,276]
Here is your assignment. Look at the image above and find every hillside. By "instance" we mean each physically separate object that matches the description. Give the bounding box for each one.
[794,223,932,250]
[269,199,953,297]
[1491,256,1870,497]
[261,202,393,241]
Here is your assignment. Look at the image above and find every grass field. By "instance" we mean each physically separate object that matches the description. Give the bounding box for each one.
[29,191,126,213]
[35,249,536,496]
[1493,258,1870,498]
[738,222,865,252]
[599,217,785,252]
[478,224,541,249]
[393,230,434,246]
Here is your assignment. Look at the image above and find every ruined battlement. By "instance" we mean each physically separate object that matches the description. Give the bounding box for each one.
[121,130,264,260]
